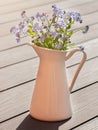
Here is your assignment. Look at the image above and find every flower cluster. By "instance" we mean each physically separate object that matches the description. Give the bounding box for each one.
[10,5,89,50]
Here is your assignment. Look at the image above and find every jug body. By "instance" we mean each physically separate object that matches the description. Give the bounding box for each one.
[30,45,72,121]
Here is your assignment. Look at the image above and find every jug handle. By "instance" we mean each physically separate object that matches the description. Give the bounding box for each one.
[65,46,87,92]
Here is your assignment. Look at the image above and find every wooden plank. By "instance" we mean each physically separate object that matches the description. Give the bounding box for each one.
[0,44,37,69]
[0,37,98,69]
[0,0,31,6]
[0,0,96,15]
[0,0,65,15]
[0,113,29,130]
[0,81,35,122]
[60,83,98,130]
[71,23,98,44]
[74,118,98,130]
[0,58,38,91]
[1,10,98,37]
[68,0,98,15]
[0,2,98,51]
[0,21,98,53]
[67,58,98,91]
[0,83,98,130]
[0,0,97,25]
[0,52,98,92]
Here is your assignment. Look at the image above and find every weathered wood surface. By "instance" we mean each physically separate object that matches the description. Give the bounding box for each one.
[74,118,98,130]
[0,83,98,130]
[0,58,98,121]
[0,0,98,130]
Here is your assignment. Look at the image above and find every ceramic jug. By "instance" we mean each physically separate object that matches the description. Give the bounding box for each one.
[30,44,87,121]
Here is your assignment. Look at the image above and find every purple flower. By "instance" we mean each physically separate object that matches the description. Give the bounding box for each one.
[50,31,58,38]
[57,18,66,28]
[16,37,20,42]
[55,43,63,49]
[33,23,43,32]
[60,35,69,41]
[18,22,24,30]
[72,12,82,23]
[82,25,89,33]
[15,32,20,42]
[66,11,82,23]
[66,12,73,19]
[39,36,45,42]
[21,11,26,18]
[52,5,64,17]
[10,5,88,50]
[10,26,16,34]
[53,18,66,29]
[54,23,60,28]
[36,12,46,22]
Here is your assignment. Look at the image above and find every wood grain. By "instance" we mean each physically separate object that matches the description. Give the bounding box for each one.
[0,0,97,25]
[0,37,98,69]
[0,58,98,121]
[0,0,98,130]
[0,51,98,91]
[0,21,98,52]
[0,83,98,130]
[74,118,98,130]
[0,0,95,15]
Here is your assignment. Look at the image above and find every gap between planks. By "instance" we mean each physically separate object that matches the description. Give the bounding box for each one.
[0,47,98,91]
[0,58,98,121]
[0,82,98,130]
[72,117,98,130]
[0,37,98,69]
[0,21,98,53]
[0,0,98,37]
[0,0,65,15]
[0,0,96,17]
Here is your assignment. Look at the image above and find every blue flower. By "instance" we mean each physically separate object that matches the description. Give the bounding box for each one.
[15,32,20,42]
[39,36,45,42]
[21,11,26,18]
[10,5,89,50]
[52,5,64,17]
[57,18,66,28]
[33,23,43,32]
[66,12,73,19]
[72,12,82,23]
[82,25,89,33]
[55,43,64,49]
[66,11,82,23]
[50,31,58,38]
[36,13,46,22]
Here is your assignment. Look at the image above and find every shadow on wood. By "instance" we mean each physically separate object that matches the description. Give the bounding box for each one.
[16,114,71,130]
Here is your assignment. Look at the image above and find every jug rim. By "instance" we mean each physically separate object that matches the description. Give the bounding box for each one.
[28,43,79,53]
